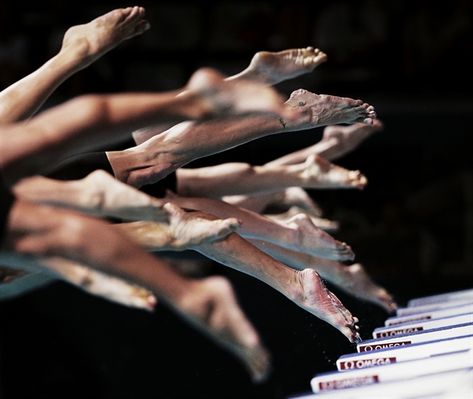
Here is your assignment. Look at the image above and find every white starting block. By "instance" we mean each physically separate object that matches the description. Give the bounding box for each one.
[290,368,473,399]
[384,303,473,326]
[372,313,473,339]
[396,299,473,317]
[357,323,473,352]
[310,350,473,393]
[336,335,473,371]
[288,289,473,399]
[408,288,473,307]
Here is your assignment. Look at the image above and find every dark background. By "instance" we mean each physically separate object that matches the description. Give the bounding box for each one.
[0,1,472,398]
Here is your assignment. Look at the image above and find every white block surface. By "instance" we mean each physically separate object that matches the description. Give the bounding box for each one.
[396,300,473,317]
[336,335,473,371]
[385,303,473,326]
[357,323,473,352]
[310,350,473,393]
[372,313,473,339]
[408,288,473,307]
[294,368,473,398]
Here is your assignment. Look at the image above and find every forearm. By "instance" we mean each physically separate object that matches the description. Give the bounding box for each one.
[0,51,84,124]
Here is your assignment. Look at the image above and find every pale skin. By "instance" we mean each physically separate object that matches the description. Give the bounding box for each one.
[14,170,241,247]
[0,35,354,382]
[1,188,267,379]
[190,234,360,343]
[126,223,360,342]
[218,52,382,214]
[107,89,376,187]
[9,43,369,200]
[0,56,296,381]
[266,119,384,167]
[224,186,324,216]
[249,239,397,313]
[7,173,360,338]
[0,200,271,381]
[8,173,362,332]
[164,193,354,262]
[227,46,328,85]
[222,120,396,313]
[0,67,292,184]
[0,6,150,124]
[0,40,348,376]
[176,154,367,198]
[132,46,329,144]
[267,207,340,233]
[125,209,360,342]
[1,254,156,311]
[3,171,240,298]
[0,43,368,368]
[224,120,383,217]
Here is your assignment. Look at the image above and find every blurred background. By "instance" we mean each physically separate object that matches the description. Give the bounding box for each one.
[0,0,472,398]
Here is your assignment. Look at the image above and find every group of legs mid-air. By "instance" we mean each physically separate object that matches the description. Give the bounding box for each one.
[0,7,396,382]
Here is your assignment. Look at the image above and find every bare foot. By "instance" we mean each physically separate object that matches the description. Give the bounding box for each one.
[236,47,328,85]
[301,155,367,190]
[185,68,299,121]
[164,203,241,248]
[80,170,171,221]
[339,264,398,313]
[288,269,360,342]
[285,89,377,129]
[287,214,355,261]
[267,206,339,232]
[176,276,271,382]
[61,6,150,68]
[320,119,384,160]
